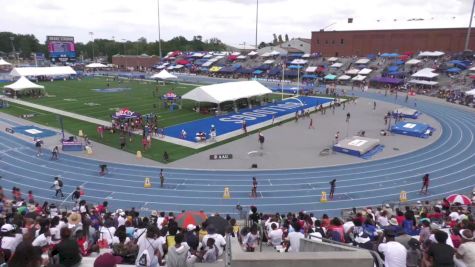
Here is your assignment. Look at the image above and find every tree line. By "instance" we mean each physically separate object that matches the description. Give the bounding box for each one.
[0,32,227,62]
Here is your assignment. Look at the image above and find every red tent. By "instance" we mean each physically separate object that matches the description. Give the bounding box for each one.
[469,75,475,79]
[399,55,410,61]
[403,51,414,56]
[227,55,238,61]
[176,59,190,65]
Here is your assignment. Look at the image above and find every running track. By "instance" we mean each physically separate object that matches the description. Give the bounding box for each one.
[0,91,474,217]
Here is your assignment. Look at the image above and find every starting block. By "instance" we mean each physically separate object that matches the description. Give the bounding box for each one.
[223,187,231,199]
[400,191,408,203]
[136,150,142,159]
[320,191,328,203]
[144,177,152,188]
[85,146,93,155]
[78,130,84,137]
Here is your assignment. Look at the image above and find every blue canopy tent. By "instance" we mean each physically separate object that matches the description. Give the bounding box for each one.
[253,69,264,75]
[447,67,462,73]
[394,60,405,65]
[380,53,400,58]
[238,68,253,74]
[383,72,406,78]
[193,59,208,65]
[219,66,236,74]
[288,65,303,69]
[302,74,317,79]
[367,54,377,59]
[324,74,337,80]
[256,64,271,70]
[284,70,298,78]
[268,67,281,76]
[387,66,399,72]
[454,63,468,70]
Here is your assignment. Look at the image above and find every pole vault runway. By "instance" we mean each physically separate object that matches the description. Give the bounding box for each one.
[0,91,474,217]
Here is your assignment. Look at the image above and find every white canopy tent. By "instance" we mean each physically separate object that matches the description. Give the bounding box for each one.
[331,62,343,68]
[337,75,351,80]
[270,50,281,56]
[411,68,439,78]
[0,58,12,66]
[4,76,44,91]
[418,51,445,57]
[408,79,439,86]
[263,59,275,64]
[151,69,177,80]
[352,75,367,81]
[465,89,475,96]
[291,59,308,65]
[10,66,76,77]
[358,68,373,75]
[231,52,241,56]
[85,63,107,68]
[248,51,258,56]
[182,81,272,104]
[355,58,370,64]
[328,57,338,62]
[345,69,360,75]
[305,66,317,72]
[469,66,475,72]
[237,55,247,60]
[301,54,310,58]
[405,59,422,65]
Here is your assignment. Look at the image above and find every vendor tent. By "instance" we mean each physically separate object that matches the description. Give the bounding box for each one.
[4,76,44,91]
[248,51,258,56]
[85,63,107,68]
[182,81,272,104]
[305,66,317,72]
[411,68,439,78]
[355,58,370,64]
[291,59,307,65]
[337,75,351,80]
[405,59,421,65]
[408,79,439,86]
[331,62,343,68]
[328,57,338,62]
[324,74,337,80]
[151,69,177,80]
[345,69,360,75]
[263,59,275,64]
[10,66,76,77]
[358,68,372,75]
[352,75,367,81]
[465,89,475,96]
[418,51,445,57]
[0,58,12,66]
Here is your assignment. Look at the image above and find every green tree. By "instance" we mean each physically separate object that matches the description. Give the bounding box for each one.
[278,34,283,43]
[285,34,289,42]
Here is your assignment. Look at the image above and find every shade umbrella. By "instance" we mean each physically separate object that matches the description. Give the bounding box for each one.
[205,215,230,236]
[447,194,472,205]
[175,211,207,228]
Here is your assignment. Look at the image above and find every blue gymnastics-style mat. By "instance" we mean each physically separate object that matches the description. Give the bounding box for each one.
[12,125,58,139]
[390,121,434,138]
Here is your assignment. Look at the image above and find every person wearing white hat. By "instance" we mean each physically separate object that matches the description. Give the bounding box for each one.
[1,224,22,253]
[456,229,475,267]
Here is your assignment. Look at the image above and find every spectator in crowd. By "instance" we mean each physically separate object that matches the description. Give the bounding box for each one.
[456,229,475,267]
[6,241,44,267]
[202,225,226,256]
[50,227,82,267]
[428,230,454,267]
[268,223,283,247]
[377,229,407,267]
[286,222,304,252]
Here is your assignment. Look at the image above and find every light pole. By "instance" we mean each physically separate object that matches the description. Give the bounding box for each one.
[157,0,162,59]
[121,39,127,70]
[89,32,95,61]
[255,0,258,49]
[465,0,475,51]
[9,37,16,65]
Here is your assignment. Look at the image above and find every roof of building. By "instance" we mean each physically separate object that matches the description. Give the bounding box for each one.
[316,16,472,32]
[297,38,312,44]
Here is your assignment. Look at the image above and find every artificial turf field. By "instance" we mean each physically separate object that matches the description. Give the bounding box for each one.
[0,77,290,163]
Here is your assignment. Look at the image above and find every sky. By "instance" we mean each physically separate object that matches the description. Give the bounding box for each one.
[1,0,474,48]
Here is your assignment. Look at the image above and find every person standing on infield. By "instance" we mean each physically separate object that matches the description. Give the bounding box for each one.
[420,174,430,194]
[329,179,336,200]
[160,169,165,188]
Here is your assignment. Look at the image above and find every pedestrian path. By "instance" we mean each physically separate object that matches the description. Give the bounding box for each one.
[3,98,112,127]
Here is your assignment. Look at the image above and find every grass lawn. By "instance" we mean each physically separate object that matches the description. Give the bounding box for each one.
[0,77,297,163]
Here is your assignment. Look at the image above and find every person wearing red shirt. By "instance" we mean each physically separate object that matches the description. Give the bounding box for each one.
[395,210,406,226]
[96,201,108,214]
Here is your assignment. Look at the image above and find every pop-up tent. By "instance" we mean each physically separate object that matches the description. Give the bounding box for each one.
[182,81,271,104]
[0,58,12,66]
[151,69,178,80]
[4,76,44,91]
[85,63,107,68]
[10,66,76,77]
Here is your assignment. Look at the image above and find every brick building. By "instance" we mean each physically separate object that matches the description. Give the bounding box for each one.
[311,18,475,57]
[112,55,160,70]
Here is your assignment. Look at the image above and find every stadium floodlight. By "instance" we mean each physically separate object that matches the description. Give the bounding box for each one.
[89,32,95,61]
[465,0,475,51]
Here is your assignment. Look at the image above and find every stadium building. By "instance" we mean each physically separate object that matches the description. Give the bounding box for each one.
[311,17,475,57]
